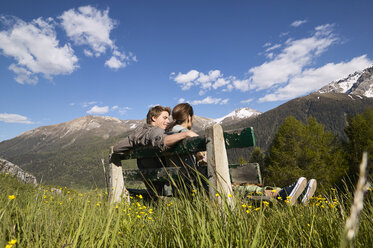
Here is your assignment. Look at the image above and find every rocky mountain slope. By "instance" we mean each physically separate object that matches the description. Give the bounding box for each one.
[0,157,37,185]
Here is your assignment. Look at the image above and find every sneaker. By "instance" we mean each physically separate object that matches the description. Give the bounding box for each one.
[278,177,307,205]
[299,179,317,205]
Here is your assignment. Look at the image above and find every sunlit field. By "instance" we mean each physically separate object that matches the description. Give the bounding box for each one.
[1,173,372,248]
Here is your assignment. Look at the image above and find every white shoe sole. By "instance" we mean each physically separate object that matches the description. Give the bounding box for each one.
[301,179,317,206]
[289,177,307,206]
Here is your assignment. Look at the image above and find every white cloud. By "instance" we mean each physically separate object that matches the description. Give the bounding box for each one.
[191,96,229,105]
[233,79,250,92]
[171,69,231,92]
[117,106,131,115]
[0,113,33,124]
[83,49,94,57]
[265,44,281,52]
[86,105,109,114]
[291,19,307,27]
[105,56,126,69]
[81,101,98,107]
[240,98,253,104]
[59,6,115,55]
[259,55,372,102]
[0,16,78,84]
[172,70,200,90]
[220,99,229,104]
[213,78,230,89]
[246,24,337,91]
[60,5,136,69]
[178,98,185,103]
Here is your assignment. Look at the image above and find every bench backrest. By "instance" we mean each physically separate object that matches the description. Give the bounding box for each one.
[115,127,256,160]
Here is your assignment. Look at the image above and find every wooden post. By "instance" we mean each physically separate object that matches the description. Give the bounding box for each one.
[206,124,235,208]
[109,147,130,204]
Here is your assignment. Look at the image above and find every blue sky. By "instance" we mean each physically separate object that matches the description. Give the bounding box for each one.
[1,0,373,141]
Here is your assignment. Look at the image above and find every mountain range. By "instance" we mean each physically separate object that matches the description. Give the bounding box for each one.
[1,66,373,188]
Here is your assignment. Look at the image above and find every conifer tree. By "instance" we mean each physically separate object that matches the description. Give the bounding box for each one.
[267,116,347,190]
[344,108,373,179]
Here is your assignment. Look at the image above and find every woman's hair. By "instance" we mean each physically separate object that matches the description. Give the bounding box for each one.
[167,103,194,131]
[146,106,171,124]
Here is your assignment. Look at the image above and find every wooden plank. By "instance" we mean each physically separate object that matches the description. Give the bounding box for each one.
[109,152,130,204]
[206,124,235,208]
[229,163,262,185]
[115,127,255,160]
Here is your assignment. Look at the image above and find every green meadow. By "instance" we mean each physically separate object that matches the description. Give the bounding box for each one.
[1,173,372,248]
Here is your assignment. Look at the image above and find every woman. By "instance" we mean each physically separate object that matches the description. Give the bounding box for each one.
[166,103,206,166]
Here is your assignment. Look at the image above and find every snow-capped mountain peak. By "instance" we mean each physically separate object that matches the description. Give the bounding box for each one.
[317,66,373,97]
[215,108,261,124]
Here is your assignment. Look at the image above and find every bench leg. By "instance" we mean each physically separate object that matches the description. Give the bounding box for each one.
[109,159,130,204]
[206,124,235,208]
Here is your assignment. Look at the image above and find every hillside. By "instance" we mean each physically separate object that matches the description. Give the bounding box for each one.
[226,92,373,152]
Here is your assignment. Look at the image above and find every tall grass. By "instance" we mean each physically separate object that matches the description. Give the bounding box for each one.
[1,173,372,247]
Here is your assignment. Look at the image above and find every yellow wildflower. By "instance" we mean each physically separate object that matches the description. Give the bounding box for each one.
[246,210,250,214]
[254,207,260,211]
[137,215,141,218]
[241,204,247,208]
[8,195,16,200]
[263,201,269,206]
[272,189,277,193]
[8,239,16,245]
[216,193,220,197]
[228,194,232,198]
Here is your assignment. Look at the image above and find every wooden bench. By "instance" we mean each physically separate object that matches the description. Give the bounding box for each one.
[109,124,265,206]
